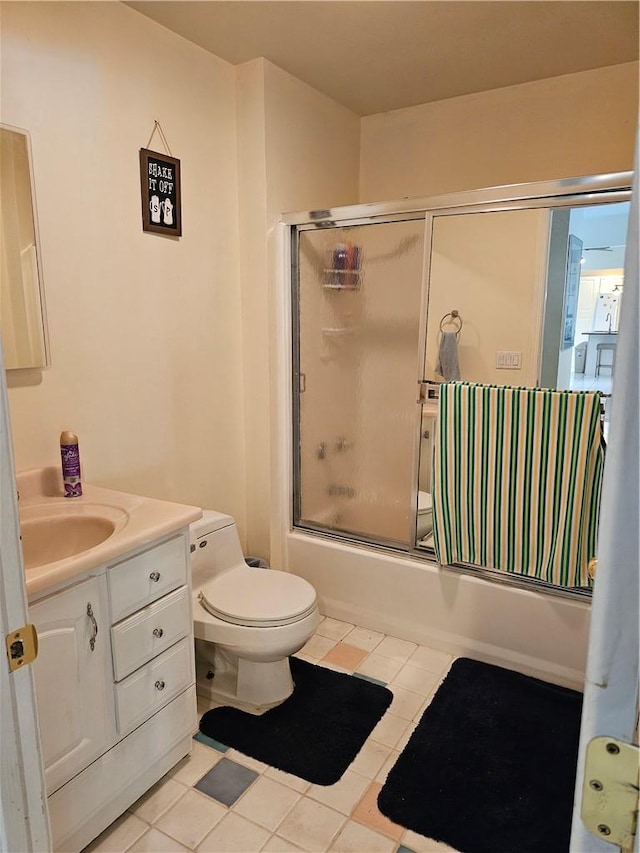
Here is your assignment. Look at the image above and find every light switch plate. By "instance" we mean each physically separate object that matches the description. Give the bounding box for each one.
[496,351,522,369]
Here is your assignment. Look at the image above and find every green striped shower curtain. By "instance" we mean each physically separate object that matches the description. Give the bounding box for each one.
[432,383,605,588]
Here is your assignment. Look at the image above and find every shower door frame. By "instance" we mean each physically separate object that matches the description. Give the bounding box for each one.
[290,211,431,554]
[283,172,633,601]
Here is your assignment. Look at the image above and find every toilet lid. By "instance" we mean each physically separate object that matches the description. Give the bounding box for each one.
[199,568,317,627]
[418,491,432,513]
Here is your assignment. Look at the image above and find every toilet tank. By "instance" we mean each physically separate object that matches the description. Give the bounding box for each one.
[190,510,246,586]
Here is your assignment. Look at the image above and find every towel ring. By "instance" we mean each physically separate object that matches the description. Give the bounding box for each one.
[439,310,463,336]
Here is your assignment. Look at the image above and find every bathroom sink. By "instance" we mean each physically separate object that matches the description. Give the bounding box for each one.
[16,467,201,596]
[20,503,128,571]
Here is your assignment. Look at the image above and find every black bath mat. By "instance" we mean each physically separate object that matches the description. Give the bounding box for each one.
[378,657,583,853]
[199,657,393,785]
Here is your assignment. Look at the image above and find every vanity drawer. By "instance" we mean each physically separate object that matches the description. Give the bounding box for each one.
[109,534,188,622]
[115,637,192,735]
[111,586,191,682]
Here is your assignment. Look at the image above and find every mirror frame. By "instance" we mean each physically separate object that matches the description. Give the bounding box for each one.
[0,123,50,370]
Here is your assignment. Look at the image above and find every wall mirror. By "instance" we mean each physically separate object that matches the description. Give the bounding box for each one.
[0,124,49,369]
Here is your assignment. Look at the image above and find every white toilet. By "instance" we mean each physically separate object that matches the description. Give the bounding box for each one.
[417,490,433,540]
[191,510,320,712]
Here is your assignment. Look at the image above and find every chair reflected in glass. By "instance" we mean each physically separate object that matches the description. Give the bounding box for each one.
[595,342,617,376]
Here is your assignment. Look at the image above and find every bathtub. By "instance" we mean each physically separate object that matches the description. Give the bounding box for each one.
[285,530,590,690]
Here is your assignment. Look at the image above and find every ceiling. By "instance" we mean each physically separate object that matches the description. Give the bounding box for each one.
[126,1,639,116]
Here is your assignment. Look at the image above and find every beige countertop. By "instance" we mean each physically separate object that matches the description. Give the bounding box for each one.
[17,467,202,598]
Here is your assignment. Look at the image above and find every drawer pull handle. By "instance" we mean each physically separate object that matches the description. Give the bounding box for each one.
[155,679,166,691]
[149,571,161,582]
[153,627,164,638]
[87,602,98,652]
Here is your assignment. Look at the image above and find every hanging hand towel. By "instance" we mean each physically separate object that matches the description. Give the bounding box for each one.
[436,332,461,381]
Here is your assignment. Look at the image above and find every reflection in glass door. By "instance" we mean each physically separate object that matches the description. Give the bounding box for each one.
[294,219,426,547]
[415,207,552,552]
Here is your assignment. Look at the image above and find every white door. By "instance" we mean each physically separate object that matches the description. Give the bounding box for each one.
[0,342,51,852]
[570,136,639,852]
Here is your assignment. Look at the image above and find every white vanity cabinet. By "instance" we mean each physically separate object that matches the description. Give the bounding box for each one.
[28,530,197,853]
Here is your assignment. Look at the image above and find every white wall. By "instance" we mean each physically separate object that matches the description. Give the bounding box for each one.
[1,6,361,558]
[1,3,247,529]
[237,59,361,559]
[262,62,361,222]
[236,60,270,555]
[360,63,639,202]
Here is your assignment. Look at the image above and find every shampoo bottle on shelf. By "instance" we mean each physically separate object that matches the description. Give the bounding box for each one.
[60,431,82,497]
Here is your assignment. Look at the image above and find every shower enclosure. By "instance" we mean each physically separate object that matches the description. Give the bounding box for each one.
[288,174,632,596]
[294,218,426,548]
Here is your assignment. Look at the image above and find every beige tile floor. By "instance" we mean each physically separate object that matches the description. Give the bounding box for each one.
[84,618,458,853]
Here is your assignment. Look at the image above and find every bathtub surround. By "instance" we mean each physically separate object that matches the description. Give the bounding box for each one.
[281,172,635,691]
[378,657,582,853]
[287,178,624,573]
[286,531,590,690]
[199,657,393,785]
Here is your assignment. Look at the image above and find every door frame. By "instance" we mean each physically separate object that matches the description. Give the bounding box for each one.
[570,142,639,852]
[0,342,50,852]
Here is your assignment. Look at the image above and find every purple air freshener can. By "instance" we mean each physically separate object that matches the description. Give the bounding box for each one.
[60,431,82,497]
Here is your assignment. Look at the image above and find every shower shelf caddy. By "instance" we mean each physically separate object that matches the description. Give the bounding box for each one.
[321,326,358,336]
[323,269,361,290]
[323,242,362,290]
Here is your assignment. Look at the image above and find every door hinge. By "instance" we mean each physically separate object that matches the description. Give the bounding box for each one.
[581,736,639,848]
[5,624,38,672]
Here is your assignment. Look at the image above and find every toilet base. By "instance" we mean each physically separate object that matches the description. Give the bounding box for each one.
[195,644,295,714]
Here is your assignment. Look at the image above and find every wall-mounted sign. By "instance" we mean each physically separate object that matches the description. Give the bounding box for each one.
[139,148,181,237]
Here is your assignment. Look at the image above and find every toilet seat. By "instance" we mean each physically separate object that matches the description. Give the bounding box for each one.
[418,490,432,514]
[199,568,317,628]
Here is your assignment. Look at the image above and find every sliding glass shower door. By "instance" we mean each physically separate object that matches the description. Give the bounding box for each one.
[293,218,426,547]
[289,174,630,593]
